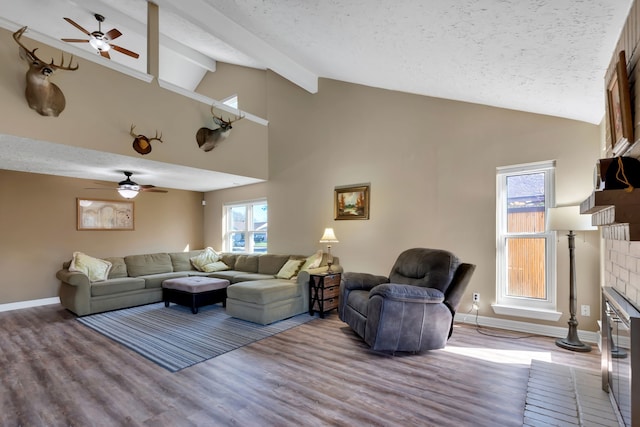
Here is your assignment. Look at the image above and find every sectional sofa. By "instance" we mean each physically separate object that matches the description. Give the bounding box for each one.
[56,249,340,325]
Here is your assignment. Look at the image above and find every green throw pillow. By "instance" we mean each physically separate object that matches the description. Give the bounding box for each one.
[300,250,323,271]
[202,261,230,273]
[69,251,112,282]
[190,247,220,271]
[276,259,305,279]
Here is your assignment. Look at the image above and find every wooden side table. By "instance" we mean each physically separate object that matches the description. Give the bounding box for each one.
[309,272,341,318]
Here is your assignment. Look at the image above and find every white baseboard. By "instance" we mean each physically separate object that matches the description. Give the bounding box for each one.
[0,297,60,313]
[454,312,601,346]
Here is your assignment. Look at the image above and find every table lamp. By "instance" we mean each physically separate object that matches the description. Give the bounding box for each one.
[319,228,339,272]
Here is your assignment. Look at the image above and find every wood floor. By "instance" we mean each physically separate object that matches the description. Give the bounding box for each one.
[0,304,602,427]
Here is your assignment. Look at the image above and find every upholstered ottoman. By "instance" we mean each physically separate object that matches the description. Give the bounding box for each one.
[162,277,230,314]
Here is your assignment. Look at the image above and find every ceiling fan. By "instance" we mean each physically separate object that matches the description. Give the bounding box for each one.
[86,171,168,199]
[62,13,140,60]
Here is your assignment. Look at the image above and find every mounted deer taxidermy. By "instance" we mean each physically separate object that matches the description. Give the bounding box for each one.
[13,26,78,117]
[130,124,163,155]
[196,106,245,152]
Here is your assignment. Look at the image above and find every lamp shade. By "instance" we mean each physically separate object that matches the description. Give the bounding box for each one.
[118,188,139,199]
[319,228,339,243]
[546,206,596,232]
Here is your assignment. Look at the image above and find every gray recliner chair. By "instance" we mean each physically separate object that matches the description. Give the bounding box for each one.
[339,248,476,353]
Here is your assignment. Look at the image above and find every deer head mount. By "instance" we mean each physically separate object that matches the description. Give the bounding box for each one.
[195,107,245,152]
[130,124,163,155]
[13,26,78,117]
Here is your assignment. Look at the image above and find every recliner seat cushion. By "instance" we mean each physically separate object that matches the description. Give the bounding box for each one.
[346,289,370,317]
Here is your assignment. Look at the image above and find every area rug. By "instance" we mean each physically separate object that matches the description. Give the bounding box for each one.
[77,303,315,372]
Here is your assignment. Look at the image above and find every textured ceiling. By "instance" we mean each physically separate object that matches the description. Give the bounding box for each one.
[0,0,633,191]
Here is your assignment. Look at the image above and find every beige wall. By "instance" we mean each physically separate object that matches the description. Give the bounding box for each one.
[0,27,604,332]
[202,72,602,331]
[0,170,204,304]
[0,27,268,180]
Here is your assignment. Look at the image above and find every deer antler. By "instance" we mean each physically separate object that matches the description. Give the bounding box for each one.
[149,130,163,143]
[130,125,162,142]
[13,26,78,71]
[210,105,245,128]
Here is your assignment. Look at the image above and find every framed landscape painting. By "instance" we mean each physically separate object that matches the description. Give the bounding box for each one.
[335,184,370,220]
[77,198,135,231]
[607,50,633,155]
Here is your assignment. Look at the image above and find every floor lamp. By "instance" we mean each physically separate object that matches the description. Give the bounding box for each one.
[547,206,597,352]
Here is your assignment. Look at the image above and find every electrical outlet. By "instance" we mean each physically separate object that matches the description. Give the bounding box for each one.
[581,305,590,316]
[473,292,480,303]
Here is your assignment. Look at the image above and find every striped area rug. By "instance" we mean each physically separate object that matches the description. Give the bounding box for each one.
[78,303,315,372]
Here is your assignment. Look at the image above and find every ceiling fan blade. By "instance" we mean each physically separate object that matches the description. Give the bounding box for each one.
[110,44,140,59]
[104,28,122,41]
[64,17,91,36]
[141,188,168,193]
[100,50,111,59]
[84,187,118,190]
[61,38,90,43]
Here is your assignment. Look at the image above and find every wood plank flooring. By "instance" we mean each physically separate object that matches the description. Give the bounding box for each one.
[0,304,602,426]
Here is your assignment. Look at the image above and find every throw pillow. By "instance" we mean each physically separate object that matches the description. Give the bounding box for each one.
[69,251,112,282]
[300,250,323,271]
[202,261,230,273]
[190,247,220,272]
[276,259,305,279]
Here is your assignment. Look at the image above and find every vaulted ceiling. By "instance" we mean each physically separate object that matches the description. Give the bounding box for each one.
[0,0,633,191]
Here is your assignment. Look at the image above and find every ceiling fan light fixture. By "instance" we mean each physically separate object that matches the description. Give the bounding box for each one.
[89,37,110,52]
[117,185,139,199]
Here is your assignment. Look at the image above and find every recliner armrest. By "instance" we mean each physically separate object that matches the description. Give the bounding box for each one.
[342,272,389,291]
[370,283,444,303]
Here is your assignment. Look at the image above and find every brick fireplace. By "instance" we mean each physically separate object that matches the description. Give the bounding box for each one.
[582,189,640,426]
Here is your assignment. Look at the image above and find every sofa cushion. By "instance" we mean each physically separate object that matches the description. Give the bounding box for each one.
[258,254,290,275]
[235,255,259,273]
[91,277,146,297]
[207,270,247,281]
[227,279,301,304]
[125,253,173,277]
[104,257,127,279]
[143,272,189,289]
[219,253,236,269]
[69,252,112,282]
[276,259,305,279]
[169,250,203,272]
[232,273,278,283]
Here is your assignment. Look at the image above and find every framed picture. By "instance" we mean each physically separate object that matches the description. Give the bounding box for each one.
[77,198,135,231]
[607,50,634,155]
[335,184,370,220]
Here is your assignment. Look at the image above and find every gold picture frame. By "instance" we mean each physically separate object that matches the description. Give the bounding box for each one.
[607,50,634,155]
[335,184,370,220]
[77,198,135,231]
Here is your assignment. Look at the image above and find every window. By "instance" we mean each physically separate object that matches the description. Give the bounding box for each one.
[222,94,238,110]
[223,199,267,253]
[494,161,560,319]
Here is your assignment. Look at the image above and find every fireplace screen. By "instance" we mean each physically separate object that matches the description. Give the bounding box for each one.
[602,287,639,427]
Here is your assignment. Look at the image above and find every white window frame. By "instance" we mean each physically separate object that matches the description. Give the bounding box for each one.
[223,198,267,253]
[493,160,561,321]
